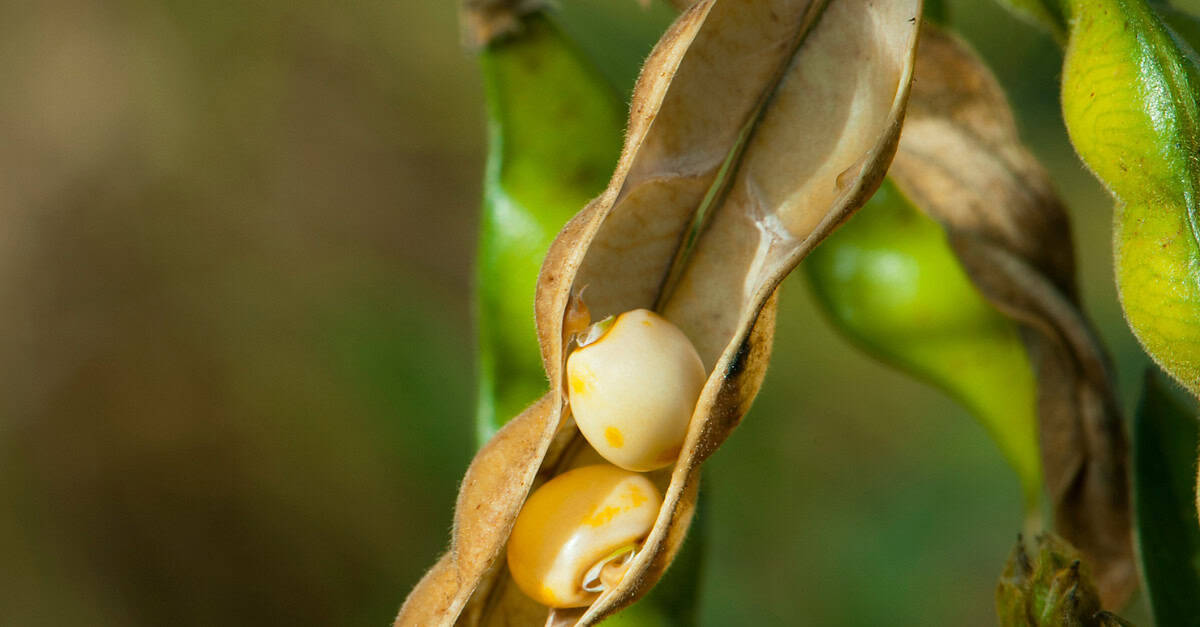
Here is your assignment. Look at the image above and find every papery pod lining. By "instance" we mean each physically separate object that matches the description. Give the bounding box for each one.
[888,26,1133,606]
[537,0,831,374]
[655,0,919,367]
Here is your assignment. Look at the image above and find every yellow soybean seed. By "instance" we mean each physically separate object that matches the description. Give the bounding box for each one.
[566,309,706,472]
[506,465,663,608]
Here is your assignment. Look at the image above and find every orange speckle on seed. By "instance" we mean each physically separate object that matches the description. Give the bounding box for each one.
[604,426,624,448]
[583,505,621,528]
[539,584,559,605]
[626,485,647,508]
[570,367,596,397]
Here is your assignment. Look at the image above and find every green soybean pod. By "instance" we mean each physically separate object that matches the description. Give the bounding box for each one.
[805,180,1043,514]
[1061,0,1200,397]
[474,12,624,443]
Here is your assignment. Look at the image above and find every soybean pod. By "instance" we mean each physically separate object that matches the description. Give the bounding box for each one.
[1061,0,1200,398]
[400,2,921,624]
[806,179,1043,515]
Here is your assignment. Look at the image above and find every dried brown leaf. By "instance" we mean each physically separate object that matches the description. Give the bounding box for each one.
[888,25,1134,608]
[401,1,921,624]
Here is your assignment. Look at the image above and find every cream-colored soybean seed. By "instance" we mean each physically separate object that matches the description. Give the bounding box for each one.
[567,308,706,471]
[506,464,663,608]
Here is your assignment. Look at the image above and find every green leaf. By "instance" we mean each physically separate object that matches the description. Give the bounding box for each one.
[806,179,1043,513]
[923,0,950,24]
[1133,369,1200,626]
[1060,0,1200,397]
[475,13,625,442]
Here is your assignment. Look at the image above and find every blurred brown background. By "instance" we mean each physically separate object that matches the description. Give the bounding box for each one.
[1,0,1193,625]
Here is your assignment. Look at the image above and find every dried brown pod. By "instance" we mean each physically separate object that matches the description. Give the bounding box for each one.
[888,25,1134,608]
[400,1,921,624]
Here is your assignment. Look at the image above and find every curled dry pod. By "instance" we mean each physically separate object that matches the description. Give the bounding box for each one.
[567,309,706,472]
[1060,0,1200,399]
[884,25,1134,606]
[506,465,663,608]
[398,0,921,625]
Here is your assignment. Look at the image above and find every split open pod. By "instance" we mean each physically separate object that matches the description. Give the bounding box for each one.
[398,0,921,624]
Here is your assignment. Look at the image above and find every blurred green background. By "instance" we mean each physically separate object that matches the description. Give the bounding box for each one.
[2,0,1195,625]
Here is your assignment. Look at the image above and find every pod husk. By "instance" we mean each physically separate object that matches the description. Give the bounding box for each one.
[887,26,1134,607]
[399,1,921,624]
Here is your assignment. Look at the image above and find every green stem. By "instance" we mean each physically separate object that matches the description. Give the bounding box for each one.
[474,13,624,442]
